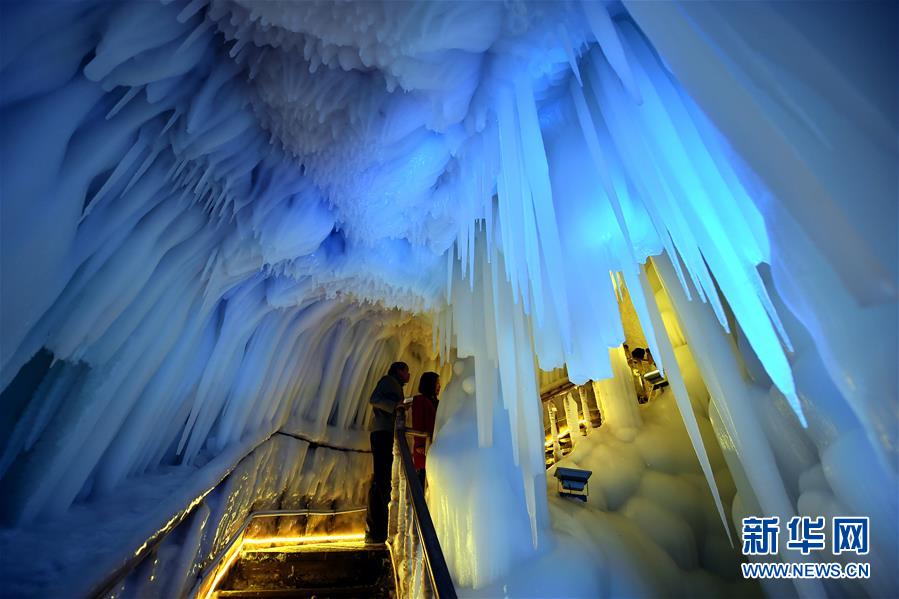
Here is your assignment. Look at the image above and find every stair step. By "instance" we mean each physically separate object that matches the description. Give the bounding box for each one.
[215,583,391,598]
[217,546,394,596]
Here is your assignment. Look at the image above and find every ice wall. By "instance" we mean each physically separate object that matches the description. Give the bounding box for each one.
[0,0,455,528]
[0,434,371,597]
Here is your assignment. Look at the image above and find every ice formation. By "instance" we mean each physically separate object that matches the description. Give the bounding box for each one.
[0,0,896,597]
[0,432,372,597]
[431,366,757,598]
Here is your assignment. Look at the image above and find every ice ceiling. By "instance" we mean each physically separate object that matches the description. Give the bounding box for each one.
[0,0,896,579]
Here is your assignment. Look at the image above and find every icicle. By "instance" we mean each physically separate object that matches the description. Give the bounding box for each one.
[177,18,213,54]
[495,86,534,313]
[639,266,733,543]
[467,220,476,290]
[557,24,583,86]
[474,353,494,447]
[80,133,147,222]
[563,391,580,447]
[105,86,141,120]
[248,47,268,80]
[609,271,621,302]
[592,347,642,430]
[160,108,181,136]
[176,0,207,23]
[580,0,642,103]
[620,267,664,378]
[228,36,249,60]
[513,77,572,348]
[123,142,164,195]
[750,272,794,352]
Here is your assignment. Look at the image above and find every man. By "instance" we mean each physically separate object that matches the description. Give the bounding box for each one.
[630,347,650,403]
[365,361,410,543]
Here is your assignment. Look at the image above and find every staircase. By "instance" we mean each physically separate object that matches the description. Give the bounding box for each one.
[210,539,395,598]
[99,412,456,599]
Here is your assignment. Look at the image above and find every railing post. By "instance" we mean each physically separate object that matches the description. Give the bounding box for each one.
[389,413,457,599]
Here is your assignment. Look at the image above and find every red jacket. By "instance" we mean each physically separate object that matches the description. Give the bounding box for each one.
[410,394,438,470]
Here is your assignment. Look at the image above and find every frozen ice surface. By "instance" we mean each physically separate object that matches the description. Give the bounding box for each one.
[0,433,370,597]
[431,356,754,597]
[429,358,540,589]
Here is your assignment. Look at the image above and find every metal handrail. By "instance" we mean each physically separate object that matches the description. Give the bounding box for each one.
[394,416,457,599]
[88,417,454,599]
[87,430,278,599]
[87,429,368,599]
[275,430,372,453]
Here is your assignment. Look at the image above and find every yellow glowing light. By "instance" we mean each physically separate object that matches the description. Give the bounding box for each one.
[243,532,365,546]
[200,531,366,598]
[201,539,243,599]
[134,492,211,557]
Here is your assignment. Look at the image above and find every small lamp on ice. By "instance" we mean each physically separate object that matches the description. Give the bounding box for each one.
[554,467,592,502]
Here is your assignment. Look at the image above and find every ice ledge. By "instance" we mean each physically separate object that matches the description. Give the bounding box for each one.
[0,428,272,598]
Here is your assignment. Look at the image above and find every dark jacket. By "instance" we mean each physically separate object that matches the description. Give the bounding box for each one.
[369,374,405,432]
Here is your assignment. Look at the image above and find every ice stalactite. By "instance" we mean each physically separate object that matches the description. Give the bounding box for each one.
[592,348,643,435]
[626,0,897,466]
[438,235,552,548]
[651,252,897,597]
[429,357,543,590]
[639,266,732,543]
[430,5,893,592]
[1,0,457,530]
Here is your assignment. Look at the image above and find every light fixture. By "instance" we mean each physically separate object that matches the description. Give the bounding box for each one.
[553,467,592,502]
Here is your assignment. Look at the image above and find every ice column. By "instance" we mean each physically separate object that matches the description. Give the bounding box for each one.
[591,346,642,435]
[653,253,823,598]
[577,386,594,436]
[564,391,582,446]
[548,403,562,462]
[428,357,540,590]
[639,267,732,542]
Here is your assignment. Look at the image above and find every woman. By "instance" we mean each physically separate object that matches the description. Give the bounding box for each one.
[410,371,440,489]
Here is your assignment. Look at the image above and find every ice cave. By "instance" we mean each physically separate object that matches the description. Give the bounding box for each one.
[0,1,896,598]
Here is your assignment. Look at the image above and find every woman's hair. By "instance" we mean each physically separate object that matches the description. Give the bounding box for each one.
[418,371,440,398]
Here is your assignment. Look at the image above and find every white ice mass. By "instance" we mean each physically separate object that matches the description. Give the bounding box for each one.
[0,0,896,597]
